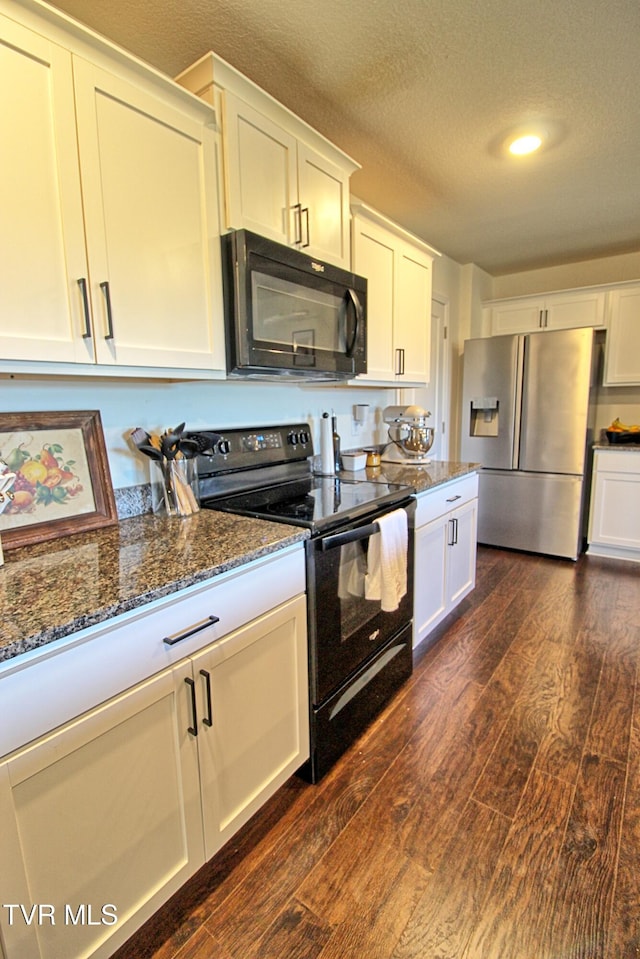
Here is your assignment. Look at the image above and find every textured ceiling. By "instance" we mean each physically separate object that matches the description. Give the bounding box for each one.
[45,0,640,274]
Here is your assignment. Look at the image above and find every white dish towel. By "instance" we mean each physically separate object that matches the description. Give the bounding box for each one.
[365,508,408,612]
[338,541,366,598]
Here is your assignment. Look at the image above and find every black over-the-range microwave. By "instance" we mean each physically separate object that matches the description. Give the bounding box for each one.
[221,229,367,380]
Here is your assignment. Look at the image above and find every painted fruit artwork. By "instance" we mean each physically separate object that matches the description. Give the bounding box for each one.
[0,429,96,531]
[9,444,82,510]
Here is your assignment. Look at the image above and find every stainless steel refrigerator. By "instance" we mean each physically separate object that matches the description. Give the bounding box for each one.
[460,327,602,560]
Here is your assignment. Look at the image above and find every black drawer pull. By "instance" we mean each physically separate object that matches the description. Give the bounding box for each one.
[200,669,213,727]
[163,615,220,646]
[185,677,198,736]
[446,494,462,503]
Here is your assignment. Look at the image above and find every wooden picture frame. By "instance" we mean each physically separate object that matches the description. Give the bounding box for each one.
[0,410,117,550]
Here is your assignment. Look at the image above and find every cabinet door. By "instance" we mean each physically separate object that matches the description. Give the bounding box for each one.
[447,498,478,608]
[297,142,351,268]
[351,215,396,381]
[413,516,448,645]
[192,596,308,860]
[489,297,543,336]
[394,240,432,383]
[545,289,605,330]
[604,286,640,385]
[73,58,221,370]
[0,661,204,959]
[222,90,298,246]
[0,18,91,364]
[589,458,640,551]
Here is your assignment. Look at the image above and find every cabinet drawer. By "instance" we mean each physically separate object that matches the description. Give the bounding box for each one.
[594,450,640,475]
[0,547,305,758]
[415,474,479,528]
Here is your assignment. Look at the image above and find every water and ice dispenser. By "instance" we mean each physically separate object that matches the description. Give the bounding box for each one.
[469,397,500,437]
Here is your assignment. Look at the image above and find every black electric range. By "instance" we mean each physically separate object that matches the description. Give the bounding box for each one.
[196,422,412,533]
[196,423,416,782]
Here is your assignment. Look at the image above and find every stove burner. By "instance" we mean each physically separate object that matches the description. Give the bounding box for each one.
[262,495,316,521]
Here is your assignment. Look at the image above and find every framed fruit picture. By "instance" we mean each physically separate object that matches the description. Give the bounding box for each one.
[0,410,117,550]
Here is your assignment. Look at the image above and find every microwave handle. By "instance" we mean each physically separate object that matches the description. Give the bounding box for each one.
[344,288,363,358]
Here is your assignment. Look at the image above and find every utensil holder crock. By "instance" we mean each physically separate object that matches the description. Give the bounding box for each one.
[151,459,200,517]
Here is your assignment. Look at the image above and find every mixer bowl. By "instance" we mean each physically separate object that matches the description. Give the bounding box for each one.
[388,424,435,458]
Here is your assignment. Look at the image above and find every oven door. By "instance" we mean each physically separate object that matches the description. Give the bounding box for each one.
[306,498,415,706]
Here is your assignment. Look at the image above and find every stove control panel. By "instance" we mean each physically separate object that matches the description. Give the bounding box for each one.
[241,432,282,452]
[197,423,313,476]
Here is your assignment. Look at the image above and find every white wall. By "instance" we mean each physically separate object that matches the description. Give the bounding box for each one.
[1,375,397,490]
[428,256,493,456]
[595,386,640,435]
[491,250,640,298]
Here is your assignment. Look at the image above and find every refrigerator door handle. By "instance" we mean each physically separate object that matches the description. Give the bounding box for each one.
[511,335,525,469]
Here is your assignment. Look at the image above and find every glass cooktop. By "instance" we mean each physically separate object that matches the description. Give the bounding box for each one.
[203,475,412,533]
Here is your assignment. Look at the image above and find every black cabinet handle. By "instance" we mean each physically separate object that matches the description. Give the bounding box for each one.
[163,615,220,646]
[293,203,303,245]
[77,278,92,338]
[99,281,114,340]
[185,677,198,736]
[446,494,462,503]
[200,669,213,727]
[302,206,310,247]
[448,517,459,547]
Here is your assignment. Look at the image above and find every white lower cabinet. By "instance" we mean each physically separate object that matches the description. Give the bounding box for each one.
[0,556,308,959]
[413,475,478,646]
[191,596,309,860]
[0,661,203,959]
[587,450,640,562]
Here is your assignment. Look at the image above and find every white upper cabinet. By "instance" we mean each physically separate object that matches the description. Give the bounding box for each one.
[73,60,221,369]
[485,288,606,337]
[222,91,298,246]
[351,203,438,385]
[603,283,640,385]
[0,18,88,364]
[0,4,224,374]
[176,53,358,270]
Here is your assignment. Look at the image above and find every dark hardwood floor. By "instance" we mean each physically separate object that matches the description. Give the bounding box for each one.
[114,546,640,959]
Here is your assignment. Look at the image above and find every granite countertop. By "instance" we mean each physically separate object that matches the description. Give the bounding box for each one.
[0,511,308,665]
[0,459,477,665]
[340,458,481,494]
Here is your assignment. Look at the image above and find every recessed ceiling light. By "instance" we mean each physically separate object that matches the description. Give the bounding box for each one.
[508,134,543,156]
[489,119,565,161]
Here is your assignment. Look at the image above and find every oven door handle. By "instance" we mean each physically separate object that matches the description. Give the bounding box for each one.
[320,521,380,551]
